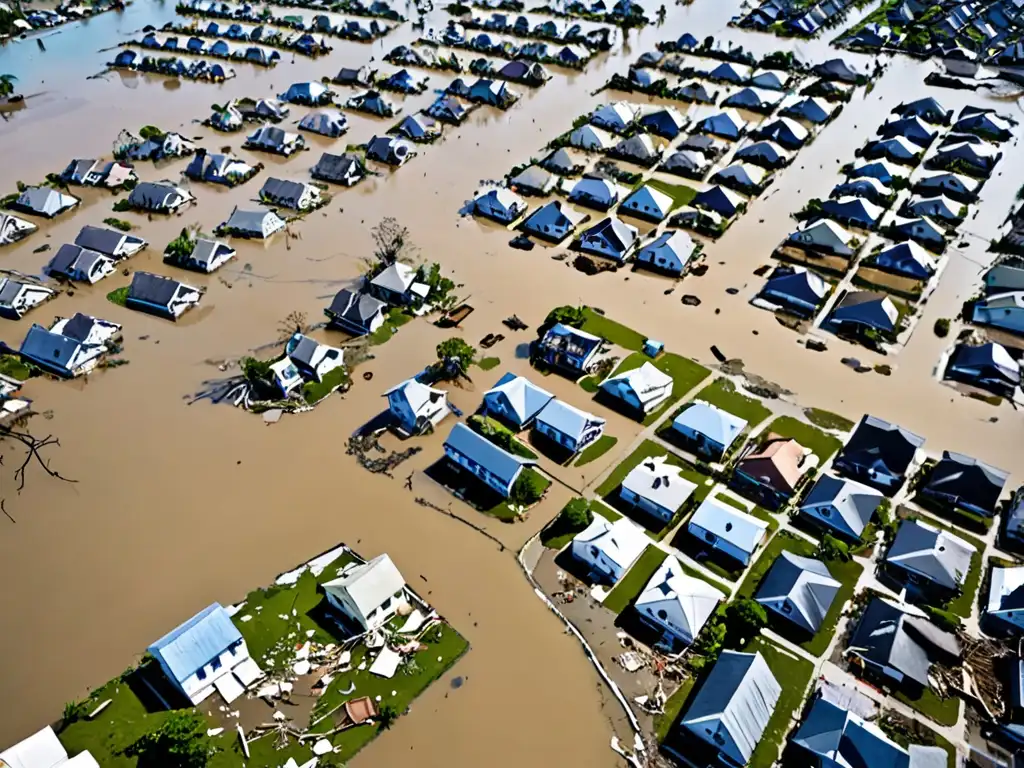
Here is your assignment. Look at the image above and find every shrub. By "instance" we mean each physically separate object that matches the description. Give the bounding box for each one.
[123,711,216,768]
[542,305,585,332]
[510,471,545,506]
[725,598,767,642]
[819,533,851,562]
[103,217,133,232]
[561,497,593,529]
[933,318,950,337]
[240,356,274,384]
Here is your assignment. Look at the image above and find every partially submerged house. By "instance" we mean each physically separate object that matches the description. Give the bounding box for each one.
[913,171,980,203]
[711,163,768,196]
[128,181,193,213]
[74,225,146,260]
[391,113,442,143]
[734,435,809,509]
[751,116,808,149]
[600,361,672,415]
[347,89,398,117]
[755,552,840,635]
[569,177,621,211]
[185,151,256,186]
[442,421,536,497]
[312,152,367,186]
[734,140,790,169]
[322,554,411,632]
[780,96,833,124]
[125,272,202,321]
[18,313,122,378]
[826,291,899,338]
[384,378,449,435]
[820,197,884,230]
[534,398,605,454]
[366,135,414,166]
[757,265,828,318]
[619,454,697,523]
[570,514,647,584]
[620,184,673,222]
[534,323,601,375]
[279,80,332,105]
[661,149,711,179]
[609,134,661,167]
[885,518,974,596]
[591,101,639,133]
[0,213,37,247]
[696,109,746,140]
[919,451,1008,517]
[46,244,116,284]
[167,237,236,273]
[521,201,586,242]
[863,136,922,165]
[871,241,937,280]
[947,342,1020,395]
[635,230,696,276]
[639,106,687,139]
[148,602,262,706]
[798,473,883,543]
[986,566,1024,633]
[218,207,287,239]
[576,216,638,263]
[259,178,321,211]
[889,216,946,251]
[368,262,429,306]
[972,292,1024,335]
[267,333,345,398]
[0,278,54,320]
[693,185,744,219]
[671,401,747,461]
[510,165,556,196]
[482,373,554,430]
[635,556,721,648]
[245,125,304,156]
[60,158,136,188]
[687,497,768,565]
[324,288,387,335]
[11,186,79,219]
[299,108,348,137]
[569,123,616,151]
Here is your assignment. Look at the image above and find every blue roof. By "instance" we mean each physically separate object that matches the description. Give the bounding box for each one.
[793,698,909,768]
[444,422,530,486]
[673,401,747,446]
[485,373,554,424]
[19,324,81,372]
[149,603,242,683]
[536,399,601,441]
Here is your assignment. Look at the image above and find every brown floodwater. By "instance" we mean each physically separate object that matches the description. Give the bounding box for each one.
[1,1,1023,764]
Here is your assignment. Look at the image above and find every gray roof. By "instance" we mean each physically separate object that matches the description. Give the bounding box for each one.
[19,324,82,371]
[839,415,925,479]
[288,334,319,367]
[800,474,882,539]
[443,422,531,488]
[260,177,308,206]
[681,650,781,766]
[74,225,134,257]
[792,697,910,768]
[755,551,841,633]
[0,279,27,305]
[887,519,974,590]
[62,312,98,342]
[225,208,278,233]
[924,451,1008,514]
[313,152,364,182]
[48,244,90,276]
[328,288,387,325]
[128,271,181,307]
[190,238,233,267]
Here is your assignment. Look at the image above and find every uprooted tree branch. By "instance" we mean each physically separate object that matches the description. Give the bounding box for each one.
[0,421,76,522]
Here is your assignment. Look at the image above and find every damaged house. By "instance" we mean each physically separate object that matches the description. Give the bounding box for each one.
[18,313,122,378]
[124,271,203,320]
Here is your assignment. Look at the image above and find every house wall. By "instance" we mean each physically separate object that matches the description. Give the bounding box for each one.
[388,392,418,432]
[571,540,625,584]
[687,521,752,565]
[991,610,1024,634]
[800,505,860,543]
[157,638,249,705]
[638,602,693,646]
[443,444,517,496]
[973,305,1024,334]
[619,486,672,522]
[672,424,725,461]
[580,235,626,263]
[985,265,1024,292]
[604,381,643,411]
[535,421,578,452]
[638,249,683,274]
[732,469,789,511]
[483,392,527,429]
[763,289,818,317]
[326,585,410,630]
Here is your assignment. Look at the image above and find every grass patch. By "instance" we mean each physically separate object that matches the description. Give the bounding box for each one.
[655,676,696,743]
[748,505,779,533]
[802,407,854,432]
[602,544,667,613]
[302,365,351,405]
[744,635,815,768]
[895,686,960,727]
[368,307,414,346]
[103,217,134,232]
[945,549,982,618]
[469,414,538,459]
[714,492,750,512]
[579,375,600,393]
[484,467,550,521]
[575,434,618,467]
[580,306,646,351]
[0,353,32,381]
[107,286,129,307]
[644,177,698,209]
[691,378,772,426]
[762,415,843,461]
[540,498,593,550]
[477,356,501,371]
[604,351,712,425]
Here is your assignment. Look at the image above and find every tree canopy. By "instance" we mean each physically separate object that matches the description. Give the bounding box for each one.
[124,712,216,768]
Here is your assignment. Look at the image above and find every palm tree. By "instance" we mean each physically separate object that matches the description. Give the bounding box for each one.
[0,74,18,98]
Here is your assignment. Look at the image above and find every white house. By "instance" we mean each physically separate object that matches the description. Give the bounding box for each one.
[788,218,855,257]
[635,556,721,647]
[600,361,673,414]
[671,401,748,461]
[620,184,674,222]
[482,372,554,429]
[473,187,528,224]
[534,398,606,454]
[635,230,697,275]
[323,554,411,632]
[973,292,1024,334]
[148,602,263,706]
[0,278,55,320]
[19,314,122,378]
[986,566,1024,633]
[571,515,648,585]
[569,123,616,151]
[619,454,697,523]
[687,497,768,566]
[0,726,99,768]
[384,378,449,435]
[268,332,345,397]
[591,101,639,133]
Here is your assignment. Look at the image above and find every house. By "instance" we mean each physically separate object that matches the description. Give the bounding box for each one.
[930,140,1000,176]
[74,225,146,260]
[886,518,974,594]
[619,184,673,223]
[814,57,863,83]
[827,291,899,337]
[497,59,549,86]
[671,401,748,461]
[985,566,1024,633]
[279,80,331,104]
[878,116,937,148]
[788,219,855,257]
[347,89,397,117]
[46,244,116,284]
[480,374,552,432]
[323,554,410,634]
[896,97,950,125]
[863,136,922,165]
[792,697,947,768]
[381,68,425,94]
[905,195,963,226]
[245,125,304,155]
[635,556,721,648]
[570,514,648,584]
[299,108,348,137]
[510,165,557,195]
[758,265,828,317]
[619,454,697,523]
[919,451,1008,517]
[697,109,746,140]
[661,149,710,179]
[468,78,518,108]
[610,134,661,167]
[168,238,235,273]
[208,105,243,131]
[755,551,840,635]
[848,597,960,693]
[750,69,788,90]
[677,650,780,768]
[0,278,53,320]
[324,289,387,335]
[218,207,286,239]
[443,421,535,497]
[268,333,344,396]
[185,151,255,186]
[569,123,617,152]
[639,106,687,139]
[125,272,202,320]
[947,342,1020,394]
[542,147,585,176]
[635,231,696,276]
[723,87,782,113]
[259,178,320,211]
[312,152,366,186]
[334,65,374,87]
[384,378,448,435]
[392,113,441,143]
[913,171,980,203]
[11,186,79,218]
[780,96,833,125]
[707,61,752,84]
[149,603,262,705]
[600,361,672,415]
[687,497,768,565]
[569,177,621,210]
[693,185,745,218]
[534,398,605,454]
[60,158,136,188]
[735,140,790,170]
[834,415,924,494]
[0,213,37,247]
[832,177,893,206]
[799,473,883,543]
[18,314,122,378]
[973,292,1024,335]
[577,216,638,262]
[368,262,429,306]
[535,322,602,375]
[890,216,946,251]
[472,187,528,225]
[0,726,98,768]
[712,163,768,195]
[821,197,884,230]
[521,201,586,242]
[590,101,638,133]
[674,80,718,104]
[752,116,808,149]
[128,181,193,213]
[849,159,906,186]
[734,434,809,509]
[985,257,1024,294]
[952,108,1012,141]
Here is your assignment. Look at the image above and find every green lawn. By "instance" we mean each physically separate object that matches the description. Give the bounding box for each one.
[602,545,667,613]
[946,550,982,618]
[744,636,815,768]
[895,687,961,727]
[691,378,772,427]
[762,416,843,461]
[579,375,601,393]
[469,414,538,459]
[107,285,129,307]
[644,177,699,209]
[477,356,501,371]
[368,307,414,346]
[485,468,550,520]
[748,505,780,534]
[302,365,351,405]
[580,307,646,351]
[596,440,713,500]
[803,407,855,432]
[0,354,32,381]
[714,491,751,513]
[575,434,619,467]
[655,676,696,742]
[604,351,712,425]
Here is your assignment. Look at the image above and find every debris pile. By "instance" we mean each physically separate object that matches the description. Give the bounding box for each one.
[347,433,422,474]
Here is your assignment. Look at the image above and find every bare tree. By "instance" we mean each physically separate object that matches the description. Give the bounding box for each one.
[370,217,418,267]
[0,420,75,522]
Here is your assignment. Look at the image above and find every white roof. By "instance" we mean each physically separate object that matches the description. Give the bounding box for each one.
[635,556,721,639]
[601,361,672,406]
[0,726,85,768]
[673,400,748,447]
[383,378,447,415]
[689,497,767,554]
[573,515,648,571]
[323,554,406,621]
[621,455,697,512]
[988,566,1024,614]
[370,262,417,293]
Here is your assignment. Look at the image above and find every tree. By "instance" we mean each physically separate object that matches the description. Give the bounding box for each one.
[725,599,767,642]
[509,471,544,506]
[416,262,455,308]
[124,712,216,768]
[377,704,399,730]
[542,305,585,333]
[0,74,17,98]
[691,616,726,660]
[434,337,476,380]
[818,533,850,563]
[371,217,416,266]
[561,498,593,530]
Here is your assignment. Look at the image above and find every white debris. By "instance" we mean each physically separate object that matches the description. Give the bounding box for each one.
[312,739,334,756]
[207,727,224,737]
[294,660,311,676]
[296,642,311,660]
[240,615,253,623]
[273,711,287,722]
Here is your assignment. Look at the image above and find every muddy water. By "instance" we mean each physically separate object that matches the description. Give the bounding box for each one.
[1,0,1023,762]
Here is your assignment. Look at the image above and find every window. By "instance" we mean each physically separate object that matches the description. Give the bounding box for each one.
[211,657,222,671]
[196,667,207,681]
[657,609,667,620]
[704,531,716,544]
[820,507,832,518]
[590,546,599,558]
[781,601,792,614]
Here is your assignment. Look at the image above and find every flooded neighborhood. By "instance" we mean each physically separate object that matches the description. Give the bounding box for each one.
[3,0,1024,766]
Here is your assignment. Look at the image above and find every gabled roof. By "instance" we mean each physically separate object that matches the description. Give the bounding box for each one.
[887,519,974,590]
[761,265,828,305]
[601,360,672,405]
[681,650,781,765]
[821,196,884,226]
[689,497,767,553]
[756,551,840,633]
[950,342,1020,385]
[322,554,406,621]
[792,697,911,768]
[850,597,959,685]
[988,566,1024,615]
[738,435,806,492]
[713,162,766,190]
[621,184,673,218]
[693,185,744,217]
[370,262,417,294]
[148,603,242,683]
[635,556,721,640]
[327,288,387,326]
[484,372,554,424]
[444,422,532,487]
[128,271,183,307]
[924,451,1008,513]
[829,291,898,333]
[673,400,747,447]
[579,215,638,253]
[839,415,924,478]
[383,377,446,415]
[536,398,604,441]
[800,474,882,539]
[573,515,648,571]
[621,454,696,511]
[874,240,937,279]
